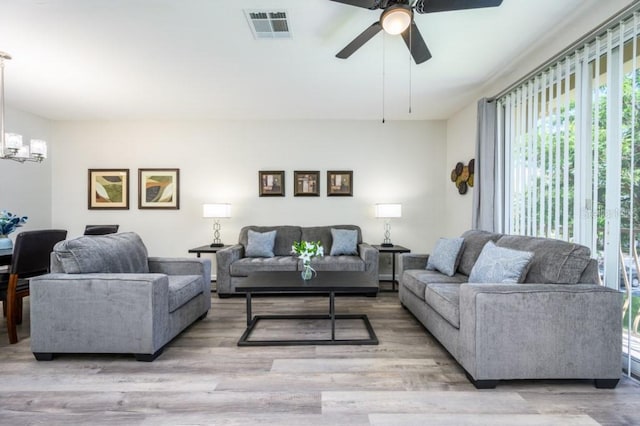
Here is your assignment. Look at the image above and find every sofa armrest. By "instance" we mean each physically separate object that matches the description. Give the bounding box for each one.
[148,257,212,296]
[30,273,170,354]
[398,253,429,276]
[359,243,379,282]
[457,283,622,381]
[215,244,244,295]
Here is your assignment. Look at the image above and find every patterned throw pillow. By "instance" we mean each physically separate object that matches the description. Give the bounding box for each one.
[468,241,534,283]
[426,237,464,276]
[330,228,358,256]
[245,230,277,258]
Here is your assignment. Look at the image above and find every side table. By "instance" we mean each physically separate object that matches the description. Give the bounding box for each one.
[188,245,230,258]
[372,245,410,292]
[188,245,230,292]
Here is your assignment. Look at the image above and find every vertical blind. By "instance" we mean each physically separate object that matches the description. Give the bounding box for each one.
[498,11,640,251]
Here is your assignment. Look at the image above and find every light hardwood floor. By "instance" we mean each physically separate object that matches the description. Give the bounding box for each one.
[1,291,640,425]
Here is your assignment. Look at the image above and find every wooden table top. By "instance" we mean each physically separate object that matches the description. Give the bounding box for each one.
[236,271,378,294]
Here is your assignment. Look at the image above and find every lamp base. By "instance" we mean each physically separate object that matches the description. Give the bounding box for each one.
[381,242,394,248]
[210,242,224,248]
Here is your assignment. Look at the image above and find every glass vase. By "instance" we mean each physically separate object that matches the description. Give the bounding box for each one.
[301,263,316,281]
[0,235,12,250]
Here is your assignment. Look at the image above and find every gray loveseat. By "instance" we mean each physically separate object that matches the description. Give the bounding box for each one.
[30,232,211,361]
[398,229,622,389]
[216,225,378,296]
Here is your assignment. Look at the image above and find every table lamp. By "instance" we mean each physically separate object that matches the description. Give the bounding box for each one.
[203,203,231,247]
[375,203,402,247]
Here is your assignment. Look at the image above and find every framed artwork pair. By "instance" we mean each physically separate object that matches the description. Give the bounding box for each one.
[88,168,180,210]
[259,170,353,197]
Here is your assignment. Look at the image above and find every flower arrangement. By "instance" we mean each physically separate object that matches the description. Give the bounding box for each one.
[292,240,324,280]
[0,210,28,236]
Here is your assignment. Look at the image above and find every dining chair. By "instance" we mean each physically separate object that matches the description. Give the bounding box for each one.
[84,224,119,235]
[0,229,67,344]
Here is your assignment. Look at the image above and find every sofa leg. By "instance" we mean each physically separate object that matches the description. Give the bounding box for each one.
[198,311,208,320]
[471,379,499,389]
[595,378,619,389]
[465,372,498,389]
[135,348,163,362]
[33,352,54,361]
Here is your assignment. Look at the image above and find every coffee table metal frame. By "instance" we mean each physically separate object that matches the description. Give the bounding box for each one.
[236,271,379,346]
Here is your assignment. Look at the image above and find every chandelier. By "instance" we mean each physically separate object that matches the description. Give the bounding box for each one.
[0,51,47,163]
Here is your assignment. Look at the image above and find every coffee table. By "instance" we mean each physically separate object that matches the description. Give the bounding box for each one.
[236,271,379,346]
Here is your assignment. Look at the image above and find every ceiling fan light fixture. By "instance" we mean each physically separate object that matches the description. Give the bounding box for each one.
[380,5,412,35]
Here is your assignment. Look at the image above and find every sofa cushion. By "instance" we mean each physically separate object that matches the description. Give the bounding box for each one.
[426,237,464,276]
[330,228,358,255]
[302,225,362,255]
[425,284,461,329]
[402,270,467,301]
[458,230,502,276]
[306,255,365,271]
[246,230,276,258]
[239,226,301,256]
[53,232,149,274]
[469,241,534,283]
[495,235,592,284]
[230,256,298,276]
[168,275,203,313]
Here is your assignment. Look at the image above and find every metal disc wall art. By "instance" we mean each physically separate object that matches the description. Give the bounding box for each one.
[450,159,474,195]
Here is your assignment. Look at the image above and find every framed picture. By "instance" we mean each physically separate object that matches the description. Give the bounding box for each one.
[88,169,130,210]
[138,168,180,209]
[259,170,285,196]
[327,170,353,196]
[294,171,320,196]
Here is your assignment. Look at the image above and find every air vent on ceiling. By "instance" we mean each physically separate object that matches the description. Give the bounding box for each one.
[244,10,292,39]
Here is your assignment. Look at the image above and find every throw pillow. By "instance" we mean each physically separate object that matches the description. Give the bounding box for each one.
[246,230,277,258]
[468,241,534,283]
[426,237,464,276]
[330,228,358,256]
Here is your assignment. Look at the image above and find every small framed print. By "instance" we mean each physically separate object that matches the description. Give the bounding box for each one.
[138,168,180,209]
[327,170,353,196]
[259,170,285,197]
[88,169,130,210]
[294,171,320,196]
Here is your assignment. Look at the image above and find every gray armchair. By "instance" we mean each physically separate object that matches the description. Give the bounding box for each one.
[30,232,211,361]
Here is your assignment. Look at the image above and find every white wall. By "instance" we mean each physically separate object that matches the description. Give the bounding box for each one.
[51,119,446,262]
[445,102,477,237]
[444,0,635,235]
[0,107,52,241]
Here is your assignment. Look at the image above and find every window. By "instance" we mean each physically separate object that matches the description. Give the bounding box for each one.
[498,10,640,379]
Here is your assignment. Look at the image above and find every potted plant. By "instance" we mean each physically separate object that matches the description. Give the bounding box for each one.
[292,240,323,280]
[0,210,28,249]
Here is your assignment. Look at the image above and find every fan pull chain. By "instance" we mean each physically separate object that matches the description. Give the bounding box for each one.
[408,21,412,114]
[382,32,385,124]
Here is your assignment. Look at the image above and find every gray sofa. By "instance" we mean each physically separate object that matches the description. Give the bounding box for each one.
[30,232,211,361]
[398,229,623,388]
[216,225,378,296]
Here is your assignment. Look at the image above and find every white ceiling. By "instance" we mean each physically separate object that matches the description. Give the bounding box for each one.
[0,0,603,121]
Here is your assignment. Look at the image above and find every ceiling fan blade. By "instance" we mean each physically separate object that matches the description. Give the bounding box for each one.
[415,0,503,14]
[336,22,383,59]
[329,0,381,10]
[401,22,432,64]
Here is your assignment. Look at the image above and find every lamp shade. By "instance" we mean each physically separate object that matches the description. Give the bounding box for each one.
[203,203,231,218]
[30,139,47,157]
[375,203,402,218]
[5,133,22,150]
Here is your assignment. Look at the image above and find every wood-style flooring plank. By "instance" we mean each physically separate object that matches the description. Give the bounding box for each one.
[0,291,639,425]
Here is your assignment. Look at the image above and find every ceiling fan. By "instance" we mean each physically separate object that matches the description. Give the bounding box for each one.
[331,0,504,64]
